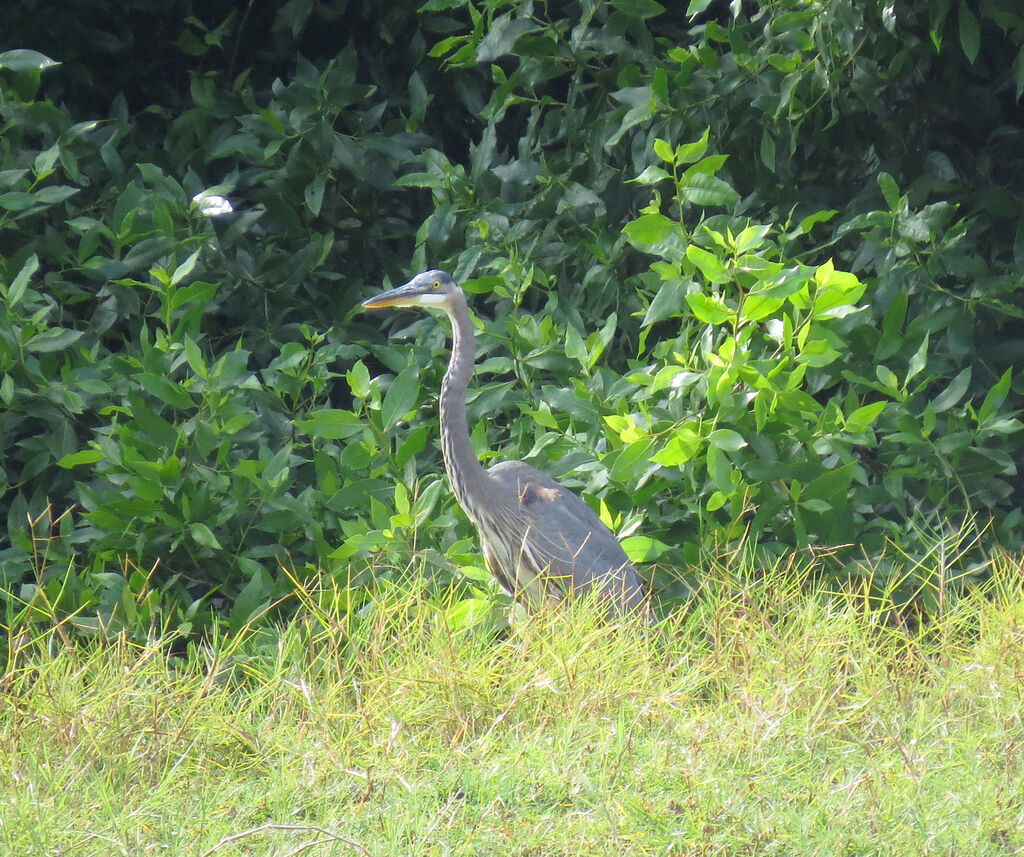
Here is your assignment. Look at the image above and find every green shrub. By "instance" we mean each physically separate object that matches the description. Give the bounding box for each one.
[3,0,1024,643]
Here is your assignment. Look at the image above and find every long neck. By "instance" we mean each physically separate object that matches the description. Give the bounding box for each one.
[439,295,491,521]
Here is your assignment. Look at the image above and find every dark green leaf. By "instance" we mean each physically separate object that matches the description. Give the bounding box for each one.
[931,368,971,413]
[679,172,739,207]
[878,172,900,210]
[382,367,420,430]
[136,373,194,410]
[958,1,980,64]
[189,523,222,549]
[27,328,84,353]
[7,253,38,305]
[979,368,1012,424]
[643,279,687,326]
[475,14,536,62]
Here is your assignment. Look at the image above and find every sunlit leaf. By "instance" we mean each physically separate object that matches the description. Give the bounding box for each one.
[685,292,734,324]
[0,49,59,72]
[295,409,365,440]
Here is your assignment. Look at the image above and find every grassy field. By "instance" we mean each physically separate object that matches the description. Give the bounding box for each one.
[3,558,1024,857]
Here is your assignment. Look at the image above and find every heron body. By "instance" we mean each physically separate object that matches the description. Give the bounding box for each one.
[362,270,646,615]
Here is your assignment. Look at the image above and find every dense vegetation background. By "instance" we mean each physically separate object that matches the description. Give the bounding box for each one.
[2,0,1023,639]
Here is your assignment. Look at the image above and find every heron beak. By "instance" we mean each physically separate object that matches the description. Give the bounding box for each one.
[363,278,450,310]
[361,280,423,310]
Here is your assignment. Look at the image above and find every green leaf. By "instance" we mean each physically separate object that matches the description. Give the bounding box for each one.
[34,143,60,177]
[789,209,838,239]
[457,565,492,583]
[632,165,672,185]
[184,335,206,379]
[475,13,536,62]
[170,250,200,286]
[708,428,746,451]
[26,328,84,353]
[136,373,194,410]
[295,409,365,440]
[675,128,710,164]
[0,192,38,212]
[686,245,730,283]
[395,171,447,188]
[621,535,670,562]
[262,446,291,484]
[734,224,770,254]
[170,280,218,311]
[609,439,655,483]
[269,342,308,372]
[564,323,588,368]
[57,449,104,468]
[653,138,675,164]
[741,295,785,322]
[706,490,728,512]
[845,402,886,432]
[798,339,841,367]
[706,445,731,492]
[876,365,900,394]
[622,213,677,246]
[0,50,60,72]
[958,1,980,64]
[304,176,325,216]
[679,172,739,207]
[382,367,420,429]
[445,597,491,631]
[395,426,428,469]
[686,292,734,325]
[7,253,39,306]
[651,427,701,466]
[979,368,1012,424]
[907,334,929,384]
[34,185,77,204]
[800,498,833,513]
[412,478,444,526]
[230,568,271,632]
[189,522,222,549]
[932,368,971,413]
[643,279,687,326]
[759,130,776,171]
[347,360,371,399]
[878,172,900,210]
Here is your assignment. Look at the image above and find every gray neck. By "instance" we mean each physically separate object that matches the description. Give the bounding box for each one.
[439,293,490,521]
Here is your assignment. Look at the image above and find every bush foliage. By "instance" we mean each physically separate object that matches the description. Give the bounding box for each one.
[2,0,1023,637]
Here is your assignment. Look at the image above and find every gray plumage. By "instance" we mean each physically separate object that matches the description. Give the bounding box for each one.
[363,270,646,616]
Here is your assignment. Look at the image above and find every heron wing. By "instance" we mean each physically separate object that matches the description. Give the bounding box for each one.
[487,460,645,611]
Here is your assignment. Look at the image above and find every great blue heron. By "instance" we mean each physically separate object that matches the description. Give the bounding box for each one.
[362,270,646,616]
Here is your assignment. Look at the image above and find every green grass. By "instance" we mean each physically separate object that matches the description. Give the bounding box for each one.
[4,558,1024,857]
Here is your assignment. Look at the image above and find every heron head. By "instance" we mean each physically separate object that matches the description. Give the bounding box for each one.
[362,270,462,312]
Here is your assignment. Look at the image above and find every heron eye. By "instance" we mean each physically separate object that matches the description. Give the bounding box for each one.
[432,280,441,290]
